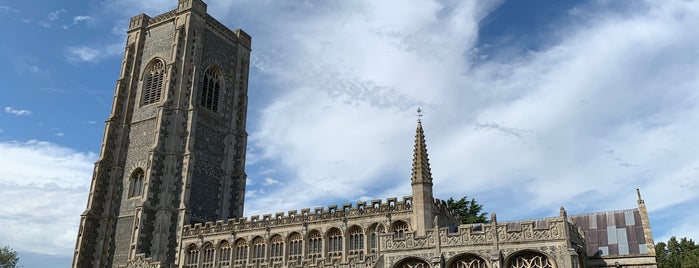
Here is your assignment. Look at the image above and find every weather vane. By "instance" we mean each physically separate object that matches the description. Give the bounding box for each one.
[417,107,423,122]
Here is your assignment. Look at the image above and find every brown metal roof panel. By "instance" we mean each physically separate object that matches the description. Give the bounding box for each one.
[636,225,647,244]
[597,213,608,229]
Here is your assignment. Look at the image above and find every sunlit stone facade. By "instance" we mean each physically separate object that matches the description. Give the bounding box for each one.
[73,1,658,268]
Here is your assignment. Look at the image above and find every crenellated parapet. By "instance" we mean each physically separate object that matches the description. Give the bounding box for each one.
[183,196,413,237]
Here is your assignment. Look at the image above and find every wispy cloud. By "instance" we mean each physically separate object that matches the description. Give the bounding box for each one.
[0,5,18,14]
[4,107,32,116]
[39,9,66,28]
[66,43,122,63]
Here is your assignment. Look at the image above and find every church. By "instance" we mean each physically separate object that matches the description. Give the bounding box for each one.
[72,1,658,267]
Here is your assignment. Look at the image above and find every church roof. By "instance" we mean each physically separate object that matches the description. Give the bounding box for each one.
[570,208,650,257]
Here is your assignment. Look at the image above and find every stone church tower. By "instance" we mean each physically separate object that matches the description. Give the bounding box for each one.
[72,0,251,267]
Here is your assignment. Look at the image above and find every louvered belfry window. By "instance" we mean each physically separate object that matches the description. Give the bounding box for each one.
[143,60,165,105]
[200,67,221,112]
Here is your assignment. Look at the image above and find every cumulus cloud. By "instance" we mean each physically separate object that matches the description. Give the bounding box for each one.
[4,107,32,116]
[0,141,96,255]
[233,0,699,243]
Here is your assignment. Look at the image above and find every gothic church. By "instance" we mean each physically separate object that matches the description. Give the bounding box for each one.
[73,1,658,267]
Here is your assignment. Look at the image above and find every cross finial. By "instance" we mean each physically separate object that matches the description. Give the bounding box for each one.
[417,107,423,122]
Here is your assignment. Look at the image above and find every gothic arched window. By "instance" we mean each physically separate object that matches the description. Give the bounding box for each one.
[184,244,199,268]
[270,235,284,261]
[369,224,385,252]
[218,240,232,267]
[288,232,303,260]
[506,251,555,268]
[251,236,266,261]
[348,226,364,257]
[327,228,343,257]
[308,230,322,258]
[234,238,248,263]
[129,168,145,198]
[200,67,222,112]
[395,257,430,268]
[448,254,488,268]
[392,221,409,239]
[143,59,165,105]
[201,242,215,268]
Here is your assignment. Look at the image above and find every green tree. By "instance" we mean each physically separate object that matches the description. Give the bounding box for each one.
[446,196,488,224]
[0,246,19,268]
[655,236,699,268]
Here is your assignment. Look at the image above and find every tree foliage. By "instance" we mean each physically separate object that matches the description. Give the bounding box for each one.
[0,246,19,268]
[446,196,488,224]
[655,236,699,268]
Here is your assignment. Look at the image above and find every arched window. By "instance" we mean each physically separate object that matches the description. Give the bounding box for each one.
[270,235,284,261]
[327,228,343,257]
[143,59,165,105]
[507,251,555,268]
[369,224,385,252]
[392,221,409,239]
[288,232,303,260]
[308,230,322,259]
[251,237,266,262]
[218,241,232,267]
[201,243,215,268]
[184,244,199,268]
[129,168,145,198]
[200,67,221,112]
[395,257,430,268]
[448,254,488,268]
[348,226,364,257]
[234,239,248,263]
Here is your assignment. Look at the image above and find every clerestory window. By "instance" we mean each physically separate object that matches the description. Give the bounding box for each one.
[143,59,165,105]
[200,67,221,112]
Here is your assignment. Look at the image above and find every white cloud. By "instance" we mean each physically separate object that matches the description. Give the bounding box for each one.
[238,0,699,237]
[67,43,122,63]
[4,107,32,116]
[0,140,96,255]
[39,9,66,28]
[263,177,281,186]
[0,5,18,14]
[73,15,91,24]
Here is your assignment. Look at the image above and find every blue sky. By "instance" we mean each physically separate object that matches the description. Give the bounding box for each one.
[1,0,698,267]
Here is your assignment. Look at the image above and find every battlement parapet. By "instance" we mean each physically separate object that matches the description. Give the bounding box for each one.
[148,9,177,26]
[182,196,413,236]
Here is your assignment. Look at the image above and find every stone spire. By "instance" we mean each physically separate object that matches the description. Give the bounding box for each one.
[636,188,656,254]
[411,109,435,236]
[411,116,433,186]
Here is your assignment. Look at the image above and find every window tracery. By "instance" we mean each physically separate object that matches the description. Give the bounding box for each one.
[218,241,231,267]
[143,59,165,105]
[369,224,385,253]
[327,228,343,257]
[288,232,303,260]
[348,226,364,258]
[270,235,284,261]
[396,258,430,268]
[251,237,266,262]
[450,254,488,268]
[308,230,322,259]
[201,243,215,268]
[392,221,409,239]
[507,251,555,268]
[184,244,199,268]
[234,239,248,263]
[200,67,221,112]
